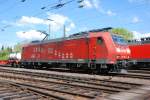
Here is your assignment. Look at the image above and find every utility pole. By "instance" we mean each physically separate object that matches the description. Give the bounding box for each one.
[46,18,66,38]
[46,19,53,39]
[48,24,51,39]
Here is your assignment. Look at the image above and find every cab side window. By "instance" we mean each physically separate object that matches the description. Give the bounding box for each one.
[97,37,103,44]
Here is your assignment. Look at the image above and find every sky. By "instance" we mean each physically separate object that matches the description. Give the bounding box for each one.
[0,0,150,47]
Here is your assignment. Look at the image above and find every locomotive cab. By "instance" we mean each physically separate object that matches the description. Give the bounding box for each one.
[88,29,131,73]
[111,34,131,70]
[112,34,131,60]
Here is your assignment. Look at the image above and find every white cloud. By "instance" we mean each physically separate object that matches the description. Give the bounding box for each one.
[47,13,72,32]
[132,31,150,39]
[106,10,116,16]
[66,23,75,32]
[82,0,93,8]
[132,16,140,24]
[81,0,100,9]
[132,31,142,39]
[81,0,116,16]
[97,9,116,16]
[16,30,45,40]
[93,0,100,9]
[16,13,76,40]
[18,16,45,25]
[16,13,75,32]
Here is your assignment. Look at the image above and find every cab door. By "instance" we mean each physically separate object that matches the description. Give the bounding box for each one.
[95,37,108,60]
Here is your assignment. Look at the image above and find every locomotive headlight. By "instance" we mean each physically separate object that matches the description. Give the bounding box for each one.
[116,48,121,52]
[126,48,131,54]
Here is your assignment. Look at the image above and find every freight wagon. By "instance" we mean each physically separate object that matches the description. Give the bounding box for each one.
[128,37,150,67]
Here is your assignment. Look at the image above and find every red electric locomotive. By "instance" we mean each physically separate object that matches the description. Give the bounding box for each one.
[20,27,131,73]
[128,37,150,67]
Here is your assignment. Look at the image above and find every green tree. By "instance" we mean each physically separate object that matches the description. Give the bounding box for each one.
[111,28,133,40]
[7,47,12,52]
[13,43,22,52]
[0,46,10,60]
[1,45,4,51]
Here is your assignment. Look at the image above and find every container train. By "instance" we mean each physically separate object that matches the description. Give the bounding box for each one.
[12,27,130,73]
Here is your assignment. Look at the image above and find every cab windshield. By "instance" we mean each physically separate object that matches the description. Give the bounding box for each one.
[112,35,127,45]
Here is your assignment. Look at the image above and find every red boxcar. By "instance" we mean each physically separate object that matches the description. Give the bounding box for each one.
[20,28,131,73]
[129,37,150,66]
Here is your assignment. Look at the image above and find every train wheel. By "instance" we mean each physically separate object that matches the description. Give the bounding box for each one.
[98,64,109,74]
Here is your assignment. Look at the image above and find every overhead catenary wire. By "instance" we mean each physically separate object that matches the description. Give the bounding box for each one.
[0,0,77,31]
[44,0,75,10]
[34,0,76,17]
[1,0,149,32]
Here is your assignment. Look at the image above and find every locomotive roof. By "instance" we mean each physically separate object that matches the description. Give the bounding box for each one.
[28,27,112,46]
[69,27,112,38]
[29,35,88,45]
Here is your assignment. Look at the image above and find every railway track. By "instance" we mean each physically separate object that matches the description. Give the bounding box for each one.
[0,80,60,100]
[115,66,150,79]
[1,65,150,81]
[128,70,150,74]
[2,65,150,80]
[109,72,150,80]
[0,66,145,100]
